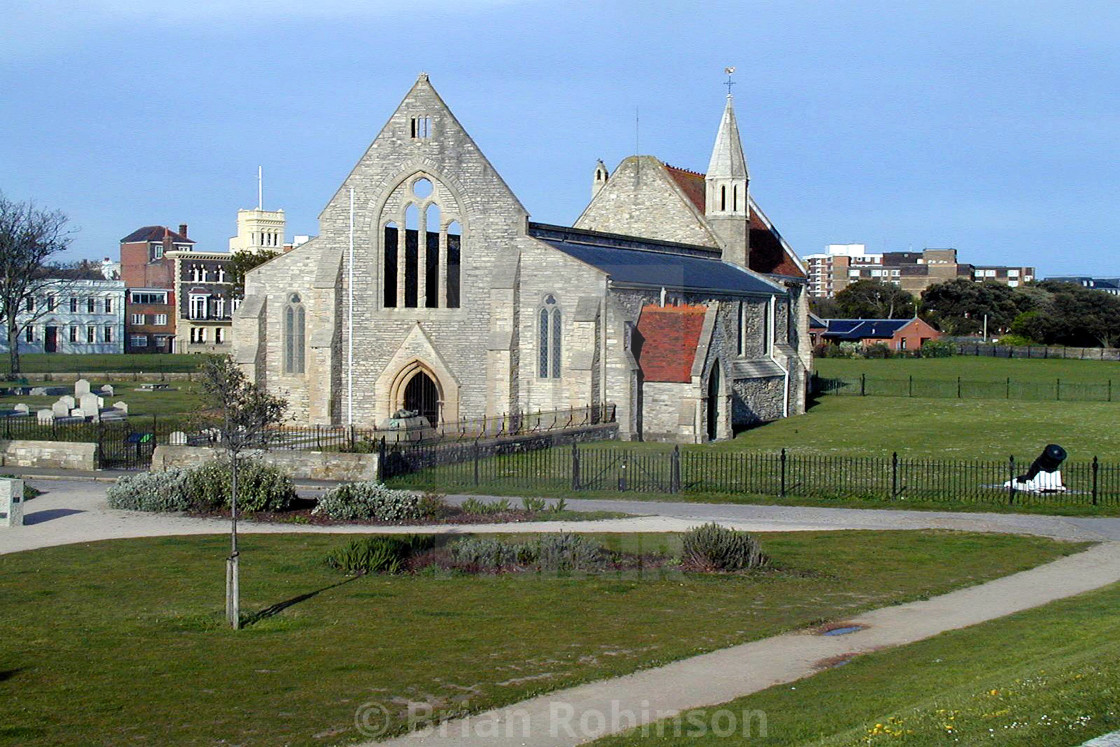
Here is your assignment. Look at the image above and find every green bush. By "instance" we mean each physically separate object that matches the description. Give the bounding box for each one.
[864,342,894,359]
[682,523,768,572]
[187,460,297,512]
[313,481,421,522]
[521,496,547,512]
[107,469,196,512]
[107,461,296,513]
[418,493,448,518]
[448,533,605,572]
[325,535,435,575]
[1,474,41,500]
[461,497,512,515]
[996,333,1036,346]
[919,339,955,358]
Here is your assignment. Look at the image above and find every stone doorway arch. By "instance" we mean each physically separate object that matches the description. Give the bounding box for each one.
[388,360,446,427]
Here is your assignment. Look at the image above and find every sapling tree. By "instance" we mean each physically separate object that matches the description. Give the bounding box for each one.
[198,355,287,629]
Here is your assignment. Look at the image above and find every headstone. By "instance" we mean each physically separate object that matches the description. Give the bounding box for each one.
[97,396,104,408]
[100,384,114,396]
[13,403,29,415]
[37,409,54,424]
[51,400,70,418]
[78,394,102,422]
[169,431,188,445]
[74,379,91,398]
[112,401,129,414]
[29,387,47,396]
[60,395,76,409]
[0,478,24,527]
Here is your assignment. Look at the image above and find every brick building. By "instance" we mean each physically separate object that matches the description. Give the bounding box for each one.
[234,75,810,442]
[819,317,941,352]
[120,225,193,352]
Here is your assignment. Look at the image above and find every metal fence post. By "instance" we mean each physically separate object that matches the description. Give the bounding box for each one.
[860,374,866,397]
[891,452,899,499]
[1056,378,1061,401]
[378,437,387,481]
[1008,456,1017,505]
[1006,377,1010,399]
[618,453,627,492]
[670,445,681,494]
[1092,456,1099,506]
[473,439,480,486]
[571,442,580,491]
[780,448,787,497]
[1111,379,1113,403]
[957,376,962,399]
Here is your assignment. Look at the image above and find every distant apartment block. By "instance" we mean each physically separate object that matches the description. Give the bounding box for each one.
[806,244,1035,298]
[1046,277,1120,296]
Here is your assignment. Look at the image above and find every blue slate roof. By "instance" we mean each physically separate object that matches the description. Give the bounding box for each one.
[528,223,783,297]
[823,318,913,340]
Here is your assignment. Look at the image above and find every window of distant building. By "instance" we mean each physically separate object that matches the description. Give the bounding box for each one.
[87,297,95,314]
[154,314,167,326]
[104,326,112,343]
[150,243,163,261]
[283,293,306,374]
[189,294,207,320]
[104,297,113,313]
[538,295,562,378]
[69,297,78,313]
[69,326,78,343]
[410,116,432,139]
[86,326,95,343]
[25,327,34,343]
[131,335,148,348]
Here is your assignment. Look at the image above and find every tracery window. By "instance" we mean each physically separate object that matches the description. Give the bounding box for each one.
[382,176,461,310]
[538,295,561,378]
[283,293,305,374]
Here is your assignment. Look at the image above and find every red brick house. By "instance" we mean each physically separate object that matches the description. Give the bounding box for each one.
[820,317,941,352]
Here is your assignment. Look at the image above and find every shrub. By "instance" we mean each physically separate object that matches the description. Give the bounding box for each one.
[864,342,894,359]
[461,497,512,515]
[682,523,768,572]
[313,481,421,522]
[995,333,1035,347]
[187,460,297,512]
[107,469,196,512]
[107,460,297,513]
[448,533,605,572]
[919,339,955,358]
[418,493,448,518]
[549,498,568,513]
[1,474,41,500]
[521,496,547,513]
[325,535,435,575]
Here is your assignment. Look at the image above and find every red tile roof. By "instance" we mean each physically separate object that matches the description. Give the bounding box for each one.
[635,304,707,383]
[660,162,805,279]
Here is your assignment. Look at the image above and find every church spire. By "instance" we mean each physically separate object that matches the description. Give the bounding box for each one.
[706,94,749,184]
[705,74,751,268]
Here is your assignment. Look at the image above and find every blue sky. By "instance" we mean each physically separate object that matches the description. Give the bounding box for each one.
[2,1,1117,276]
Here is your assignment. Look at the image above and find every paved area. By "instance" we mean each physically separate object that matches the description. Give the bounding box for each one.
[5,478,1120,556]
[372,541,1120,746]
[1085,732,1120,746]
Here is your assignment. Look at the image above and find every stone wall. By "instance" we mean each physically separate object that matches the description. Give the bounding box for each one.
[0,440,98,470]
[151,446,379,482]
[640,381,694,442]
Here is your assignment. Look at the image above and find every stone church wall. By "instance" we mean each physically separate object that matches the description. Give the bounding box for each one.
[575,157,719,249]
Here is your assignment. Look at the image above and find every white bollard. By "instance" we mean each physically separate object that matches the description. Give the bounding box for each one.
[0,478,24,527]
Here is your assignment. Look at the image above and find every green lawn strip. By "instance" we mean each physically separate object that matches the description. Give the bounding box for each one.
[1,379,205,423]
[2,353,211,375]
[0,531,1084,746]
[594,580,1120,746]
[814,355,1120,384]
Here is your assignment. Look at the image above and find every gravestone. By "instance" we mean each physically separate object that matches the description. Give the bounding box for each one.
[37,409,54,424]
[100,384,114,397]
[0,478,24,527]
[60,395,76,409]
[169,431,188,445]
[74,379,91,398]
[112,401,128,414]
[78,394,101,421]
[51,400,70,418]
[13,403,29,415]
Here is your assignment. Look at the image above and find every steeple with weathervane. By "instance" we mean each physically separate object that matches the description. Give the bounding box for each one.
[705,66,751,268]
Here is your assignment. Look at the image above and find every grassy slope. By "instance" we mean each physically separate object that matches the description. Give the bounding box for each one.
[595,581,1120,746]
[0,531,1082,746]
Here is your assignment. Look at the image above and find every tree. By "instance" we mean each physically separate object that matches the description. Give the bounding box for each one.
[198,355,287,629]
[834,279,916,319]
[0,193,74,376]
[228,249,279,300]
[920,278,1035,336]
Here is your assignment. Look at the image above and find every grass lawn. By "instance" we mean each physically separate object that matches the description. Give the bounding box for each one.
[0,531,1084,746]
[814,355,1120,384]
[722,396,1118,459]
[0,378,206,422]
[595,580,1120,746]
[2,353,211,375]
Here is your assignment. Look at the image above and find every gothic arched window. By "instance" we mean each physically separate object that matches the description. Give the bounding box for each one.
[538,294,561,378]
[283,292,305,374]
[382,175,461,310]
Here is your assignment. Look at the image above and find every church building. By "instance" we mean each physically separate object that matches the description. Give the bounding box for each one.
[233,74,810,442]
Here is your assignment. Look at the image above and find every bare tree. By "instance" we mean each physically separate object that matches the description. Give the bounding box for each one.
[198,355,287,629]
[0,194,75,376]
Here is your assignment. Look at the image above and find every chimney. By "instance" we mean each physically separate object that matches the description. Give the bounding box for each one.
[179,223,188,238]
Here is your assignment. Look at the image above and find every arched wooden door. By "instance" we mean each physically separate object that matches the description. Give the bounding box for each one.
[403,371,440,427]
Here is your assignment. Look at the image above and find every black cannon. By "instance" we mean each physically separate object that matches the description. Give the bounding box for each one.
[1018,443,1067,484]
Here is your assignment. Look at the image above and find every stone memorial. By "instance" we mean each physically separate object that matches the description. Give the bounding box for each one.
[37,409,54,424]
[0,478,24,528]
[74,379,91,398]
[112,401,128,414]
[169,431,188,445]
[13,403,29,415]
[100,384,114,396]
[51,400,70,418]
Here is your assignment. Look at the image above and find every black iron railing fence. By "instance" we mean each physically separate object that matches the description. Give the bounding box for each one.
[813,372,1119,403]
[388,443,1120,509]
